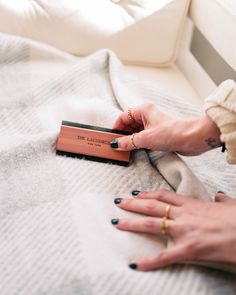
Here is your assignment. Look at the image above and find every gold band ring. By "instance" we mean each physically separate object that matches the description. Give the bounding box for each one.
[130,133,138,150]
[164,204,171,219]
[161,217,169,235]
[127,108,135,122]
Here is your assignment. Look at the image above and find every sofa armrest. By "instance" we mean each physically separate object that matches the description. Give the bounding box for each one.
[177,0,235,100]
[190,0,236,70]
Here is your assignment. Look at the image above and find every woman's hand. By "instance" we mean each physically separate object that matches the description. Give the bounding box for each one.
[111,103,222,156]
[111,189,236,271]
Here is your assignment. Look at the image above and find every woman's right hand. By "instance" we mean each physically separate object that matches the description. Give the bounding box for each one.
[110,103,222,156]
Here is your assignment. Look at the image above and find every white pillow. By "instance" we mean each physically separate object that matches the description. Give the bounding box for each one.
[0,0,190,66]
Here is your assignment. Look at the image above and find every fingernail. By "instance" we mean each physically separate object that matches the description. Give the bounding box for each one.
[110,139,118,149]
[217,190,225,194]
[114,198,122,204]
[132,190,140,196]
[129,263,137,270]
[111,219,119,225]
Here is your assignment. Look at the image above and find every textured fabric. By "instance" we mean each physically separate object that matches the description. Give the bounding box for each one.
[1,33,236,295]
[204,79,236,164]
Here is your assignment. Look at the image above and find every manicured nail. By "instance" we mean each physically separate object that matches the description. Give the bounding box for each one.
[114,198,122,204]
[111,219,119,225]
[132,190,140,196]
[217,190,225,194]
[129,263,137,270]
[110,139,118,149]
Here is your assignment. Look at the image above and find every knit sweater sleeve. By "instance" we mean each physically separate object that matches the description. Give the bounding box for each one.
[203,79,236,164]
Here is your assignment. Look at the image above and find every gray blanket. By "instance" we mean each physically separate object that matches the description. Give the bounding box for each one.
[0,33,236,295]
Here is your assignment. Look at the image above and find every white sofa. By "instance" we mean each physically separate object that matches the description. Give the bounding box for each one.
[0,0,235,108]
[126,0,236,106]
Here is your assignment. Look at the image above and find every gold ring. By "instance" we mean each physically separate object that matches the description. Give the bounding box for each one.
[164,204,171,219]
[161,217,169,235]
[127,108,135,122]
[130,133,138,149]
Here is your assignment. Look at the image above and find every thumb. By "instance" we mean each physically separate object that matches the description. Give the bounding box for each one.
[110,131,147,151]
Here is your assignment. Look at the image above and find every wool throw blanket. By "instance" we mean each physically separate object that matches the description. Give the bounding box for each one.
[0,33,236,295]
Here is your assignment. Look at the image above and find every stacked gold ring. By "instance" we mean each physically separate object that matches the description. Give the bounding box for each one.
[161,217,169,235]
[127,108,135,122]
[161,204,172,235]
[164,204,171,219]
[130,133,138,149]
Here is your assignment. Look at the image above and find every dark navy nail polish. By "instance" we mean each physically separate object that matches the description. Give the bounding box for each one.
[132,190,140,196]
[110,139,118,149]
[129,263,137,270]
[217,190,225,194]
[114,198,122,204]
[111,219,119,225]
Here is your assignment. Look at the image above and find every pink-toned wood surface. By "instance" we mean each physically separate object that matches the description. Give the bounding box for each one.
[56,125,130,162]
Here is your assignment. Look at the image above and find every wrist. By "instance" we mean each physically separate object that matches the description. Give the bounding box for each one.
[198,114,222,149]
[175,114,221,156]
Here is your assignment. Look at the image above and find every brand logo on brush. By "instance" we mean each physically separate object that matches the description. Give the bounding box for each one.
[77,135,109,145]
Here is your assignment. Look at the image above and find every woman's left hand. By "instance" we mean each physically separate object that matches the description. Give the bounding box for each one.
[112,189,236,271]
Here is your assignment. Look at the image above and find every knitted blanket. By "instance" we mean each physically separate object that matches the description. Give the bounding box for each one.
[0,33,236,295]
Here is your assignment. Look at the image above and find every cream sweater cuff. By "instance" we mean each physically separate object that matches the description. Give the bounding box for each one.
[203,80,236,164]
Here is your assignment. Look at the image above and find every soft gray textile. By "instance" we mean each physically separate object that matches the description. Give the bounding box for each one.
[0,33,236,295]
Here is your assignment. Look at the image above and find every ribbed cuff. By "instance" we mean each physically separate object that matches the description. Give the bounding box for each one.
[203,80,236,164]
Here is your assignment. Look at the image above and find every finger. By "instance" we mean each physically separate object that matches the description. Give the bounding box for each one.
[114,198,178,219]
[112,109,143,131]
[215,193,232,202]
[136,189,186,206]
[131,245,188,271]
[110,130,148,151]
[113,217,174,236]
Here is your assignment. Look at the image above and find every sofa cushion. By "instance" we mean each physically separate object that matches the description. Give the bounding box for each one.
[0,0,190,66]
[125,63,202,106]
